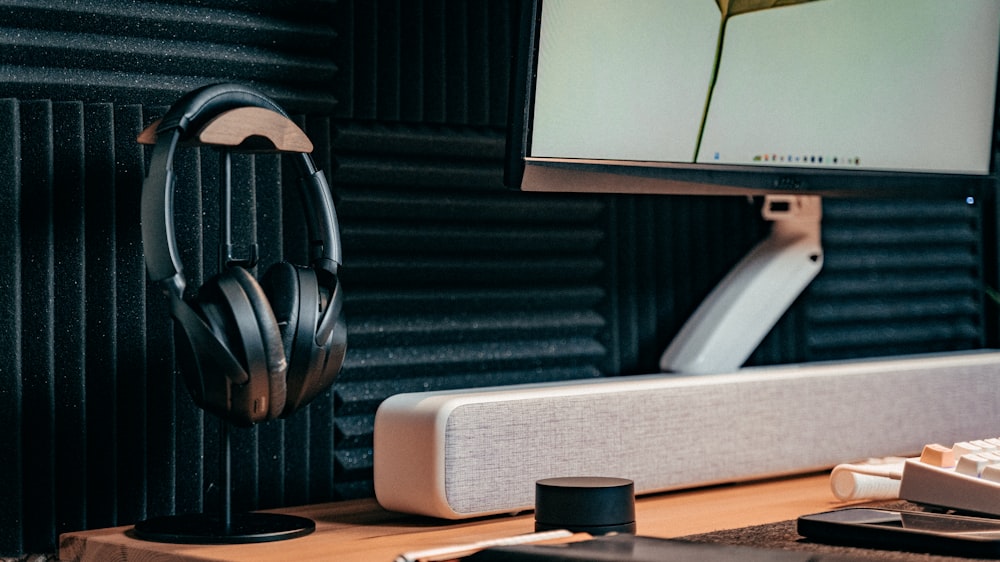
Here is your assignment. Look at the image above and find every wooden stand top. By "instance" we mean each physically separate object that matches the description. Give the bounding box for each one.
[137,106,313,153]
[58,472,862,562]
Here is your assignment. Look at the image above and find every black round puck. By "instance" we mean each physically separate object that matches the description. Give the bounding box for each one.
[535,476,636,535]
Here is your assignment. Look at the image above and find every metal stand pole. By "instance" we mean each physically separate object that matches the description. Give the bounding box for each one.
[133,147,314,544]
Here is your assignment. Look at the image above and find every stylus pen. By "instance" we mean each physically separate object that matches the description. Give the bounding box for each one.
[395,529,589,562]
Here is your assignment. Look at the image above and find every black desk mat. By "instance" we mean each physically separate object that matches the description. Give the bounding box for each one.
[680,501,998,561]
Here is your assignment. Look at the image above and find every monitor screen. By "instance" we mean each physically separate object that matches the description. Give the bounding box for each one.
[508,0,1000,197]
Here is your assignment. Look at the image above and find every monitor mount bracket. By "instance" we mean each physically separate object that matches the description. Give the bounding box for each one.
[659,194,823,374]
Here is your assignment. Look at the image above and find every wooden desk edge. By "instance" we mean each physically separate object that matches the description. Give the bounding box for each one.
[59,472,860,562]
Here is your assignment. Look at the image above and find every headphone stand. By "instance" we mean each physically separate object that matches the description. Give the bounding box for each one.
[133,420,315,544]
[134,108,318,544]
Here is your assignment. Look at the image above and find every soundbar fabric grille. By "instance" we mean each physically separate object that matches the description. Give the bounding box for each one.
[375,352,1000,518]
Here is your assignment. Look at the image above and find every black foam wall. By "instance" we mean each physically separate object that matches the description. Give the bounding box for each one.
[0,1,993,557]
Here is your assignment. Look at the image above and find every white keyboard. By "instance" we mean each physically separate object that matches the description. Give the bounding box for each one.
[899,438,1000,516]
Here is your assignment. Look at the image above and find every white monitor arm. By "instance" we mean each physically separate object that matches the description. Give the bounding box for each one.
[659,194,823,374]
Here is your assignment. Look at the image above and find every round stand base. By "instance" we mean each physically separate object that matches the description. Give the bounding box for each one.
[133,512,315,544]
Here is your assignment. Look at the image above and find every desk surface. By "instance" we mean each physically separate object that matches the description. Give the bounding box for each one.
[59,472,859,562]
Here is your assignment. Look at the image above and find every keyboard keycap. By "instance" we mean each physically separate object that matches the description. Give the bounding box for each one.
[981,464,1000,483]
[956,454,990,477]
[953,442,984,458]
[919,443,955,468]
[971,439,997,453]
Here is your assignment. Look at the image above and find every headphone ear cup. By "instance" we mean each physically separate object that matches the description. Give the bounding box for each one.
[224,267,288,420]
[261,261,300,364]
[170,295,245,422]
[174,270,277,426]
[262,262,344,417]
[262,262,311,416]
[321,276,347,383]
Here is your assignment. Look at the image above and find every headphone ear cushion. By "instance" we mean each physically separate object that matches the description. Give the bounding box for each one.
[261,261,300,361]
[262,261,321,416]
[226,267,288,419]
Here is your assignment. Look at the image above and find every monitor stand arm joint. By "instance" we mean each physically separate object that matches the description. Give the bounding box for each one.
[658,194,823,375]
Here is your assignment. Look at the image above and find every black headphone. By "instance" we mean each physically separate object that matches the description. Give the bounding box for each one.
[141,83,346,426]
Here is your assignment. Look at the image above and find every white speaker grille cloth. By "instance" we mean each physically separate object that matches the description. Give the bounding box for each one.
[441,358,999,515]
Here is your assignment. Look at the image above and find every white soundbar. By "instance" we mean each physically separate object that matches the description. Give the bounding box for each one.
[373,351,1000,519]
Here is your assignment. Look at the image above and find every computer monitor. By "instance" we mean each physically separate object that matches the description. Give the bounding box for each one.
[507,0,1000,199]
[506,0,1000,374]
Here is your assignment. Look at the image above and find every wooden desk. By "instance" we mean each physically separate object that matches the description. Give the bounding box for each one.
[59,472,860,562]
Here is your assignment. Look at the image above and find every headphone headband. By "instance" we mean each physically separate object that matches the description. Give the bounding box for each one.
[157,83,289,136]
[141,83,341,295]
